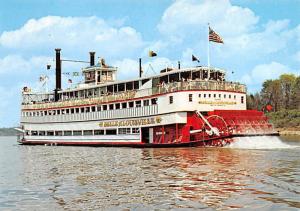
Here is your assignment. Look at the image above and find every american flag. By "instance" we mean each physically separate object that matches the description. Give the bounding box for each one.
[209,27,224,44]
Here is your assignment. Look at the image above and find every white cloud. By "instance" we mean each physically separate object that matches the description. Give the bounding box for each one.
[0,16,144,58]
[156,0,298,63]
[158,0,258,37]
[0,55,51,74]
[113,58,139,80]
[242,62,290,86]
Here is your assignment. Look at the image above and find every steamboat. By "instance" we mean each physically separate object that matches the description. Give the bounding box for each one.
[17,49,278,147]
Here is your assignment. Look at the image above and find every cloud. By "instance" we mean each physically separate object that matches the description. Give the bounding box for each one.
[0,16,145,58]
[155,0,297,64]
[158,0,258,37]
[241,62,290,87]
[0,55,51,75]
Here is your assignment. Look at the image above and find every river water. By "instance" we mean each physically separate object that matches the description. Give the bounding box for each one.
[0,136,299,210]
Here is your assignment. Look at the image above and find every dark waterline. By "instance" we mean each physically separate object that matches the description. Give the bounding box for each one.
[0,136,300,210]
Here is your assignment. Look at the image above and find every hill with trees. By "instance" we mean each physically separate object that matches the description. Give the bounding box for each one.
[247,74,300,130]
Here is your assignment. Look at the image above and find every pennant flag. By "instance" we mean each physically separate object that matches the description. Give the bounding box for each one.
[209,27,224,44]
[68,79,72,83]
[73,72,80,76]
[148,50,157,57]
[46,64,51,70]
[192,54,200,62]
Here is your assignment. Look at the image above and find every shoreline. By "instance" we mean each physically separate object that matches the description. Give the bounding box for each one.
[276,128,300,136]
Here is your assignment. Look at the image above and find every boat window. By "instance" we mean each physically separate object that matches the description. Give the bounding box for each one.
[133,81,139,89]
[135,100,141,107]
[192,71,200,80]
[106,129,117,135]
[71,108,75,114]
[85,107,90,112]
[229,95,231,99]
[115,103,120,109]
[57,110,60,115]
[91,106,96,112]
[189,94,193,102]
[103,105,107,110]
[224,94,226,99]
[208,94,211,98]
[47,131,54,136]
[169,96,173,104]
[143,100,149,106]
[234,95,236,99]
[83,130,93,136]
[126,82,133,91]
[118,128,131,134]
[97,105,101,111]
[122,102,127,109]
[151,98,157,105]
[94,130,104,135]
[55,131,63,136]
[199,94,201,98]
[219,94,221,98]
[38,131,45,136]
[214,94,216,98]
[64,131,72,136]
[73,130,82,136]
[109,104,114,110]
[241,96,244,104]
[204,94,206,98]
[132,128,140,134]
[31,131,38,136]
[129,101,134,108]
[75,108,80,113]
[118,83,125,92]
[66,109,70,114]
[81,107,85,113]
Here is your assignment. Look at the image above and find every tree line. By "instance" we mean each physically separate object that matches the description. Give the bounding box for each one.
[247,74,300,111]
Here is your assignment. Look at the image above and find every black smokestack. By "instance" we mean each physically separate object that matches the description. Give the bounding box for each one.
[139,58,142,78]
[55,48,61,101]
[178,61,181,69]
[90,52,95,66]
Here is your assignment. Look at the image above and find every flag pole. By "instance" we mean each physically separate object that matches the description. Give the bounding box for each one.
[207,23,210,80]
[207,23,210,68]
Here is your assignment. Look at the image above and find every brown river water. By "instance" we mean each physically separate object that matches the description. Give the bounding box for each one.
[0,136,300,210]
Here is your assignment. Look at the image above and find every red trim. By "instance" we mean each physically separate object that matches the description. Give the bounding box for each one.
[22,89,245,111]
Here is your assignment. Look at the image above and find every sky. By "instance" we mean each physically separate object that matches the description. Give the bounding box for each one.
[0,0,300,127]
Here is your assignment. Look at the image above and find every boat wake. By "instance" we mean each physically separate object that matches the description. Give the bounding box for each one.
[226,136,297,149]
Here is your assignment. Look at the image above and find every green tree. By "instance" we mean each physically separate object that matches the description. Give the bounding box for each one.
[279,74,296,109]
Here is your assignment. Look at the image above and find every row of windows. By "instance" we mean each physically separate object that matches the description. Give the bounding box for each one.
[169,94,244,104]
[27,128,140,136]
[23,98,157,117]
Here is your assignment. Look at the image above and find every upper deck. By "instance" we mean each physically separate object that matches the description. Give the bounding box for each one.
[21,66,246,110]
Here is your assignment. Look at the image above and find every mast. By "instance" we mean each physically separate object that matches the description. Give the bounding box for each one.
[207,23,210,68]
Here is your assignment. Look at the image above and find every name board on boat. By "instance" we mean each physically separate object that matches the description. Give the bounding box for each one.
[99,117,162,127]
[198,101,237,105]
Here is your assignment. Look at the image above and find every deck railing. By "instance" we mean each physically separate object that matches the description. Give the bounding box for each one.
[22,80,246,110]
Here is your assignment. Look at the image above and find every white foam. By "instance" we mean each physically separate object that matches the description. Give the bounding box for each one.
[226,136,296,149]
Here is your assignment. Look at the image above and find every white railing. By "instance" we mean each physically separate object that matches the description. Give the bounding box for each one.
[22,80,246,110]
[21,105,158,123]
